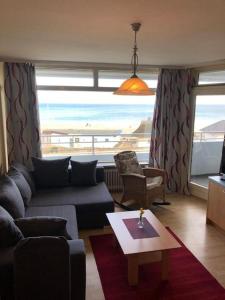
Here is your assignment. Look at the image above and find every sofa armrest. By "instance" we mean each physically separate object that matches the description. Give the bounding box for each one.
[14,237,71,300]
[96,166,105,182]
[0,247,15,298]
[68,239,86,300]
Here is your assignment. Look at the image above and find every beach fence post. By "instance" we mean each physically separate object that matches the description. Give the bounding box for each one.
[92,135,95,155]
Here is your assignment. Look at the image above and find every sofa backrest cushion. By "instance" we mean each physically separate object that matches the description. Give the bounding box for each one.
[7,167,32,207]
[15,217,72,239]
[32,157,71,188]
[71,160,97,186]
[0,175,25,219]
[96,166,105,182]
[68,165,104,183]
[0,206,24,248]
[12,162,36,194]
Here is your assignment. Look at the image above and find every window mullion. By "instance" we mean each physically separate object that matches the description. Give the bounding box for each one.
[93,69,98,88]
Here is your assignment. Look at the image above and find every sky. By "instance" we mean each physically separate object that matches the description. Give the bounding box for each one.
[37,90,156,105]
[195,95,225,105]
[37,91,225,106]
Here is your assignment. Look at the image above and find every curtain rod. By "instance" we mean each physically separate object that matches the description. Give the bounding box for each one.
[1,57,225,71]
[0,57,184,70]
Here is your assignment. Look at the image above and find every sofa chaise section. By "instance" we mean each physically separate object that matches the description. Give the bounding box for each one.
[29,182,114,228]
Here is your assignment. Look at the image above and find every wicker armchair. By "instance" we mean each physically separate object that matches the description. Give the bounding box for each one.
[114,151,166,208]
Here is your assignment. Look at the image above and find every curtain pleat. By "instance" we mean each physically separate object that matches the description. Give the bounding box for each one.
[4,63,41,169]
[150,69,198,194]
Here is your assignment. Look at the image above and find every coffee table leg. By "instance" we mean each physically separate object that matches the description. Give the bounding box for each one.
[127,254,139,285]
[161,250,169,280]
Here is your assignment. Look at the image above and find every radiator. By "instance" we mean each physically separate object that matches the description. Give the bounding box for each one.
[104,167,123,192]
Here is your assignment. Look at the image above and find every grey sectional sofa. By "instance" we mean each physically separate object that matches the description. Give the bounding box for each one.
[0,162,114,300]
[29,167,114,229]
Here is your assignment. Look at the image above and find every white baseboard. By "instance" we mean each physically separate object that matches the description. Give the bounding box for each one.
[190,182,208,200]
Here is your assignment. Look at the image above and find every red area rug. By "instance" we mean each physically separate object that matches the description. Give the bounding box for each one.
[90,229,225,300]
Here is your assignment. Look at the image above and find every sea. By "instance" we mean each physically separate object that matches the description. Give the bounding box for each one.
[39,103,225,131]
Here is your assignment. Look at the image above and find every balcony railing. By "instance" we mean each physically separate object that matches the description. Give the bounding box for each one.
[40,131,225,166]
[41,132,151,162]
[193,130,225,141]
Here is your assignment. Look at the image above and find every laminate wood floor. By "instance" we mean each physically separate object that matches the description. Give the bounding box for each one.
[79,193,225,300]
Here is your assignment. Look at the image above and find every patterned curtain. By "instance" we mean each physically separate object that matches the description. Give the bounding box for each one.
[4,63,41,169]
[150,69,198,194]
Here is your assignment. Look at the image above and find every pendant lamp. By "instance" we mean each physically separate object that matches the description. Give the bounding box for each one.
[114,23,154,95]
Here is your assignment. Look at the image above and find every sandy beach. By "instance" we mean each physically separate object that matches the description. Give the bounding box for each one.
[41,120,141,134]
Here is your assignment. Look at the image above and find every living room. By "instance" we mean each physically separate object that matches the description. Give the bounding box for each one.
[0,1,225,299]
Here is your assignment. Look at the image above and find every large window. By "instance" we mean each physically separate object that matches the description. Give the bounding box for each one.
[191,70,225,187]
[36,67,158,163]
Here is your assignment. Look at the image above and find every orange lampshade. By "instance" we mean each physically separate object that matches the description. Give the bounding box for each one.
[114,75,154,95]
[114,23,154,96]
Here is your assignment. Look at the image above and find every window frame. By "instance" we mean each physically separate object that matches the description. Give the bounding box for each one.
[190,66,225,189]
[36,64,159,93]
[36,64,158,163]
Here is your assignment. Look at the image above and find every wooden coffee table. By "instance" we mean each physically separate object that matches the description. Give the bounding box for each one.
[106,210,180,285]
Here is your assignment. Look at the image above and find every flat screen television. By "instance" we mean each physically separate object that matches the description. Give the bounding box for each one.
[220,137,225,174]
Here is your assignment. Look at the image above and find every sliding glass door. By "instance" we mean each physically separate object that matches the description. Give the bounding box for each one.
[191,70,225,187]
[191,95,225,187]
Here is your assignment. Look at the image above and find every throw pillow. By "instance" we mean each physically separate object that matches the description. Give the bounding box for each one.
[119,157,143,175]
[15,217,72,239]
[0,175,25,219]
[12,162,36,194]
[0,206,24,248]
[32,157,71,188]
[7,167,32,207]
[71,160,97,186]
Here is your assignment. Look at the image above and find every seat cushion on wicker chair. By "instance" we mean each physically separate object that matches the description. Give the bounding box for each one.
[146,176,163,190]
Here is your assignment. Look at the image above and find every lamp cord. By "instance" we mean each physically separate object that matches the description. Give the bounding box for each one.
[131,30,138,77]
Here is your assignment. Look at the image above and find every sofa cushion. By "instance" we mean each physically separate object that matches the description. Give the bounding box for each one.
[15,217,72,239]
[114,151,143,175]
[0,175,25,219]
[29,182,113,212]
[12,162,36,194]
[96,166,104,182]
[25,205,78,240]
[8,167,32,207]
[32,157,71,188]
[0,206,24,248]
[68,166,104,183]
[71,160,97,186]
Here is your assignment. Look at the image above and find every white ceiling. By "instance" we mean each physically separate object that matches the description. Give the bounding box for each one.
[0,0,225,66]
